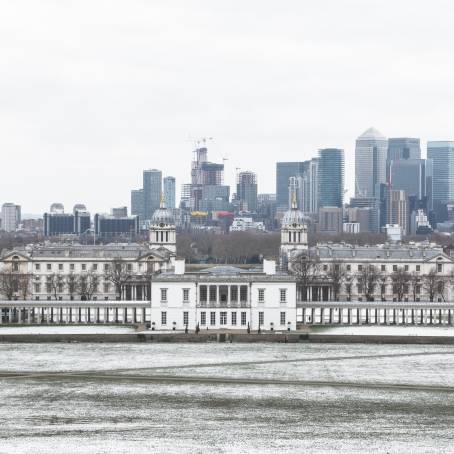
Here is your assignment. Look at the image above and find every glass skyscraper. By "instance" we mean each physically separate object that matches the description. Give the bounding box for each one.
[163,176,176,209]
[427,141,454,221]
[143,169,162,221]
[317,148,344,208]
[387,138,421,161]
[355,127,388,198]
[275,162,307,211]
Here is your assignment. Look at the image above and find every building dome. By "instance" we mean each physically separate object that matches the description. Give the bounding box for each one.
[151,199,175,225]
[282,194,309,227]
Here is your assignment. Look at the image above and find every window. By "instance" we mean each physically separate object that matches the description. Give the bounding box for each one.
[381,285,386,295]
[34,283,40,293]
[209,285,217,302]
[104,263,109,271]
[58,264,63,271]
[183,311,189,326]
[210,312,216,326]
[416,265,420,272]
[220,312,227,325]
[47,264,52,271]
[161,288,168,302]
[381,265,386,272]
[93,264,98,271]
[404,265,409,272]
[161,311,167,325]
[183,288,190,302]
[70,264,75,271]
[323,265,328,271]
[358,265,363,271]
[127,264,132,271]
[241,312,247,326]
[258,312,264,326]
[393,265,397,271]
[46,284,51,293]
[240,285,248,302]
[58,284,64,293]
[200,312,206,325]
[258,289,265,302]
[357,284,363,294]
[437,263,443,273]
[280,289,287,303]
[280,312,286,325]
[12,262,19,272]
[346,265,351,271]
[104,283,110,293]
[35,263,40,271]
[416,285,421,294]
[81,264,86,271]
[230,286,238,302]
[200,285,207,302]
[231,312,237,325]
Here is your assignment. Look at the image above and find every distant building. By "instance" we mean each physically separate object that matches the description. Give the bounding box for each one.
[355,127,388,198]
[410,209,433,235]
[318,207,343,235]
[317,148,344,208]
[200,185,231,213]
[387,190,408,235]
[43,204,90,237]
[230,217,265,232]
[236,171,258,212]
[349,197,381,233]
[343,222,360,234]
[163,176,176,209]
[94,214,139,238]
[385,224,403,242]
[276,162,307,212]
[131,189,144,220]
[387,138,421,162]
[427,141,454,222]
[143,169,162,221]
[111,207,128,218]
[346,207,374,233]
[1,203,21,232]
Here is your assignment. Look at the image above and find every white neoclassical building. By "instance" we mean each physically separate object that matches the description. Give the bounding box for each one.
[0,200,177,301]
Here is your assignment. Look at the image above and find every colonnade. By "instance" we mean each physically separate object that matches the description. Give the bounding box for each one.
[0,301,150,325]
[298,303,454,326]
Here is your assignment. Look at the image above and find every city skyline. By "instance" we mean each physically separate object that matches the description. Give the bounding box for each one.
[1,1,454,213]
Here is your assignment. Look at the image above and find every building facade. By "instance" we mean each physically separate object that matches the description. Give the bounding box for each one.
[1,203,21,232]
[163,176,176,209]
[317,148,344,208]
[143,169,162,221]
[236,171,258,212]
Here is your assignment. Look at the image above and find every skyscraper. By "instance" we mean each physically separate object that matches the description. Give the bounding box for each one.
[317,148,344,208]
[1,203,21,232]
[387,138,421,161]
[131,189,144,220]
[355,127,388,198]
[236,171,258,212]
[276,162,306,211]
[427,141,454,221]
[163,176,176,209]
[387,190,409,234]
[143,169,162,221]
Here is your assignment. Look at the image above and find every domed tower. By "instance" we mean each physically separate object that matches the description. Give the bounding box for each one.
[280,194,308,270]
[149,197,176,254]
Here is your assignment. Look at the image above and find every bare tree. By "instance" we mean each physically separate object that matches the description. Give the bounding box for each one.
[104,258,132,300]
[47,273,65,300]
[409,272,422,302]
[391,267,411,301]
[77,269,100,301]
[290,251,320,301]
[325,261,346,301]
[17,273,31,300]
[0,266,18,300]
[423,268,442,302]
[356,263,381,301]
[66,272,77,300]
[344,276,353,301]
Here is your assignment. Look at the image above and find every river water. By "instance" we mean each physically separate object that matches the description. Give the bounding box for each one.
[1,342,454,453]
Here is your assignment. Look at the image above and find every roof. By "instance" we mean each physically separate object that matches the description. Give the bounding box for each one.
[357,127,387,141]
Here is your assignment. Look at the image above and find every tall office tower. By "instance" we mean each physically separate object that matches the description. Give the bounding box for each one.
[163,176,176,209]
[131,189,144,219]
[189,146,224,211]
[387,138,421,161]
[200,185,231,212]
[317,148,344,208]
[389,159,432,213]
[308,158,319,214]
[276,162,307,212]
[180,184,192,209]
[355,127,388,198]
[237,171,258,212]
[1,203,21,232]
[387,190,409,234]
[427,141,454,221]
[143,169,162,221]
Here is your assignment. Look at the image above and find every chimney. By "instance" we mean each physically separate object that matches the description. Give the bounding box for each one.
[263,259,276,275]
[175,259,185,275]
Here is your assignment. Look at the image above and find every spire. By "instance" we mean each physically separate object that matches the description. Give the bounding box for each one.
[160,194,166,209]
[291,192,298,210]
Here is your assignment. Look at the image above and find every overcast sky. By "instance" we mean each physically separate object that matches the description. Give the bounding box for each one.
[1,0,454,215]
